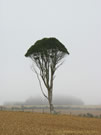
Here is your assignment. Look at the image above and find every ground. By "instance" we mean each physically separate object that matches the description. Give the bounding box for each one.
[0,111,101,135]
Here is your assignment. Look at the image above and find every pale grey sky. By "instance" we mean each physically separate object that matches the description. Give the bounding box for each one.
[0,0,101,105]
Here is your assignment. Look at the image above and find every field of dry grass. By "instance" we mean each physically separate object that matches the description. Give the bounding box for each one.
[0,111,101,135]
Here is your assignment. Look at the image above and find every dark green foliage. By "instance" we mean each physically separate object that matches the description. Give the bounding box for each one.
[25,37,69,57]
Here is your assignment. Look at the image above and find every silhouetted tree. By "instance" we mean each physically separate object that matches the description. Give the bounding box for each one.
[25,37,69,113]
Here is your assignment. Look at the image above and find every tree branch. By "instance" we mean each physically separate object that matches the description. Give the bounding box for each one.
[55,61,64,70]
[31,65,48,100]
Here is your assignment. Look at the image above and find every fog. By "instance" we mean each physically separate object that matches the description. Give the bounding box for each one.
[0,0,101,105]
[4,96,84,106]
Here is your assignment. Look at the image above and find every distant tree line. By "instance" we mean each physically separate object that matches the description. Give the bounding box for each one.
[4,96,84,106]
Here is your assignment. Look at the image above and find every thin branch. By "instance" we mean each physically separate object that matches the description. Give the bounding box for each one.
[31,65,48,100]
[55,61,64,70]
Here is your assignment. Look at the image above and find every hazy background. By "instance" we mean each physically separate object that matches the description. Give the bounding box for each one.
[0,0,101,105]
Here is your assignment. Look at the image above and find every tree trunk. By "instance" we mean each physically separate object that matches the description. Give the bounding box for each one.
[48,90,54,113]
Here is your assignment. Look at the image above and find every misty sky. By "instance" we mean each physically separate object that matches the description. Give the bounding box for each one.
[0,0,101,105]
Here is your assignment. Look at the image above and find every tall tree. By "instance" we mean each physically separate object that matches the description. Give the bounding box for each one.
[25,37,69,113]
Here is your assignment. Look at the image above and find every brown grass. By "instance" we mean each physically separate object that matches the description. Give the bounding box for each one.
[0,111,101,135]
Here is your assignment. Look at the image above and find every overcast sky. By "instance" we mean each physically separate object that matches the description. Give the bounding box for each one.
[0,0,101,105]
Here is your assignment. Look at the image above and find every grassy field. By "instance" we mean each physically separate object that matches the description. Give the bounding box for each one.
[0,111,101,135]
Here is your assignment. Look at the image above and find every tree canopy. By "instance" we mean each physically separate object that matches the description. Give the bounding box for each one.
[25,37,69,57]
